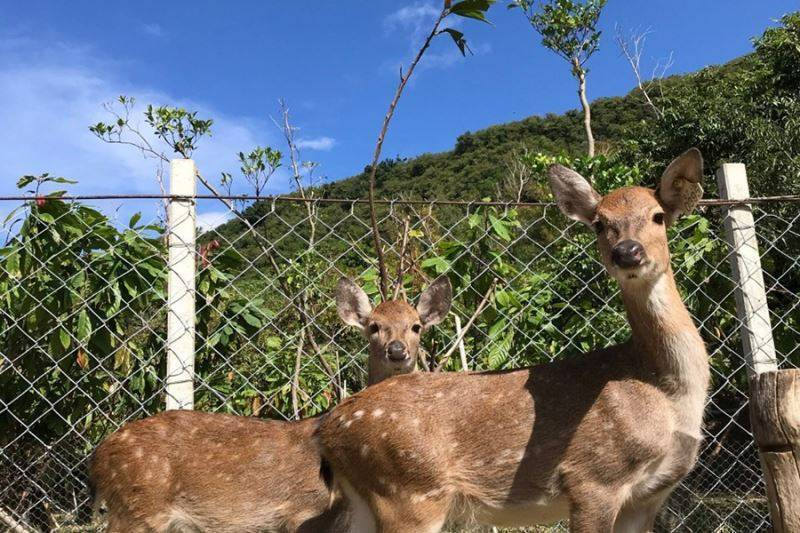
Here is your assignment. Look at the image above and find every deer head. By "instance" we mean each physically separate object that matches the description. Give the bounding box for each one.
[336,276,452,384]
[549,148,703,286]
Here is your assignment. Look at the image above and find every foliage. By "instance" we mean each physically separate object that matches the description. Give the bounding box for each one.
[90,96,214,159]
[0,179,274,448]
[221,146,283,197]
[510,0,606,75]
[441,0,497,55]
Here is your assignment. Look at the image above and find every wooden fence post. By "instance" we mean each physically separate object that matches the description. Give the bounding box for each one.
[717,163,799,532]
[165,159,197,410]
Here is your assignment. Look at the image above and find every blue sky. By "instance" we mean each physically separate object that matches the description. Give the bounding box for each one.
[1,1,797,226]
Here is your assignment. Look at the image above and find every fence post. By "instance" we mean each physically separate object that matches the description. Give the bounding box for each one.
[717,163,800,532]
[716,163,777,376]
[165,159,197,410]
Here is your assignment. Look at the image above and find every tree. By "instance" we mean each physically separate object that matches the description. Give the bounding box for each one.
[511,0,606,157]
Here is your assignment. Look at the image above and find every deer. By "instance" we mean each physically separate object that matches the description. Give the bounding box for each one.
[88,276,452,532]
[316,148,711,532]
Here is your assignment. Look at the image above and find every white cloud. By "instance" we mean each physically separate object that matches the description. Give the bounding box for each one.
[381,2,489,74]
[141,23,166,38]
[0,32,295,224]
[196,210,234,232]
[295,136,336,151]
[383,3,440,39]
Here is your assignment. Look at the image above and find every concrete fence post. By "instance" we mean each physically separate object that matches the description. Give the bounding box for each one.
[716,163,777,377]
[165,159,197,410]
[717,163,799,532]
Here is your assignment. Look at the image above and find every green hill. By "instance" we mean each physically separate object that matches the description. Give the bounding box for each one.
[210,12,799,261]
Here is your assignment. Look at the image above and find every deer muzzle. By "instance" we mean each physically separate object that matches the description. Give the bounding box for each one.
[386,340,409,362]
[612,239,646,268]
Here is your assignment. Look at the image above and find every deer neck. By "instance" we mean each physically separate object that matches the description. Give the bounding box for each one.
[620,268,709,400]
[368,366,389,386]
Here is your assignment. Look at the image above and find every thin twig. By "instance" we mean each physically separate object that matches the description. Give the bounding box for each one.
[434,278,498,372]
[453,314,470,371]
[292,328,305,420]
[367,6,450,300]
[614,25,662,118]
[0,506,33,533]
[393,216,411,300]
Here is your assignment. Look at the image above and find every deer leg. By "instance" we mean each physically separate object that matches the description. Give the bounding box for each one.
[369,496,450,533]
[569,494,619,533]
[613,490,671,533]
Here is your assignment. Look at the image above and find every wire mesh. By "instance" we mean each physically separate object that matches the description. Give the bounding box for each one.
[0,194,797,532]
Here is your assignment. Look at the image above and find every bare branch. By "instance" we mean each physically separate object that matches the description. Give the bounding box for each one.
[434,278,498,372]
[615,25,669,118]
[393,216,412,300]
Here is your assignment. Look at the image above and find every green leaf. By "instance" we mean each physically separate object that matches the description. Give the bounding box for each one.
[441,28,469,56]
[129,213,142,228]
[50,177,78,184]
[16,175,35,189]
[488,213,511,241]
[242,313,262,328]
[5,252,20,278]
[449,0,495,23]
[77,310,92,341]
[59,328,71,350]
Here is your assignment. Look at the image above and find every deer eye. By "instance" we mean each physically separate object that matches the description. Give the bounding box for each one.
[652,213,665,225]
[368,323,379,335]
[411,324,422,334]
[592,220,605,233]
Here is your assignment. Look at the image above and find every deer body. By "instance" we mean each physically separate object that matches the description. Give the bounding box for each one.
[317,150,710,532]
[89,277,451,532]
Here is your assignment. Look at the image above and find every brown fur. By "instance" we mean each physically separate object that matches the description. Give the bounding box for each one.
[316,149,710,532]
[89,278,451,532]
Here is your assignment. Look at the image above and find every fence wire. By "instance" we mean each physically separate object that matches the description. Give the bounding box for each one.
[0,194,797,532]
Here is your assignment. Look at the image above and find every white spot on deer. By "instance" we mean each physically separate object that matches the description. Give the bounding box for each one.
[411,418,420,427]
[435,392,443,398]
[353,410,364,419]
[134,448,143,459]
[389,413,398,421]
[360,444,370,457]
[344,420,353,429]
[372,408,384,418]
[381,432,388,439]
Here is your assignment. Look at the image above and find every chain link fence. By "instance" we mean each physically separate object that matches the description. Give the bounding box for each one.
[0,182,797,531]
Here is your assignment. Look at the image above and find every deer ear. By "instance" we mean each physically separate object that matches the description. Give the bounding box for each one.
[336,278,373,328]
[548,164,600,227]
[416,276,452,328]
[657,148,704,225]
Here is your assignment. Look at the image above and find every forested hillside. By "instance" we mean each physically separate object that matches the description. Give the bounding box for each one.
[213,12,798,251]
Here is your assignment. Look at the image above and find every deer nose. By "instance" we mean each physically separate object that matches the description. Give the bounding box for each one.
[612,240,645,268]
[386,341,408,362]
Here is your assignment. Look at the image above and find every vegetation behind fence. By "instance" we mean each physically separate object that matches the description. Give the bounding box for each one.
[0,176,797,531]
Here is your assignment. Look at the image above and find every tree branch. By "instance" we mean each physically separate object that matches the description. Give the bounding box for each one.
[434,278,497,372]
[367,6,449,301]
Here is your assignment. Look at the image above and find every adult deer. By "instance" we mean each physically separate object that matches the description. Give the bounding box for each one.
[88,276,451,532]
[317,149,710,532]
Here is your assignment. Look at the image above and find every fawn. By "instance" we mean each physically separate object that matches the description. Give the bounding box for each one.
[316,149,710,532]
[88,276,451,532]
